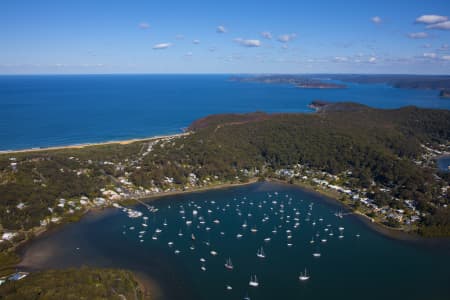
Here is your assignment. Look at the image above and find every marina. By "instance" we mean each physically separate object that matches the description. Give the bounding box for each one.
[18,182,450,300]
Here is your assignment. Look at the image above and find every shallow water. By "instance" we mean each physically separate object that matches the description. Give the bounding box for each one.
[19,182,450,300]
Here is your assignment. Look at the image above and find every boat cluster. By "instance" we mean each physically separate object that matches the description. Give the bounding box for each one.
[116,190,359,299]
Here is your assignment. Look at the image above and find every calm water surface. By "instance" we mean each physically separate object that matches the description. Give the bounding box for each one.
[20,182,450,300]
[1,75,449,150]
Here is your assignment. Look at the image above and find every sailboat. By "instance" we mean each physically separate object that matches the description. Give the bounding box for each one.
[249,275,259,287]
[299,268,310,281]
[256,247,266,258]
[224,258,234,270]
[191,233,196,241]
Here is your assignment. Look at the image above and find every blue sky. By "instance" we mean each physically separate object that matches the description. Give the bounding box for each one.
[1,0,450,74]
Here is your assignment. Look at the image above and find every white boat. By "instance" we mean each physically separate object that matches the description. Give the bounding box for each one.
[200,258,206,262]
[224,258,234,270]
[256,247,266,258]
[210,250,218,256]
[191,233,196,241]
[201,264,206,271]
[299,268,310,281]
[174,249,180,255]
[264,237,271,242]
[313,252,321,257]
[249,275,259,287]
[242,221,248,228]
[226,285,232,290]
[236,233,243,239]
[250,228,258,233]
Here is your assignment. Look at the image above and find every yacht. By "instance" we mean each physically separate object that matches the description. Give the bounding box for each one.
[249,275,259,287]
[224,258,234,270]
[299,268,310,281]
[256,247,266,258]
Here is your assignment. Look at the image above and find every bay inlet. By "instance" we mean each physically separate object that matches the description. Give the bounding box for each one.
[18,182,450,300]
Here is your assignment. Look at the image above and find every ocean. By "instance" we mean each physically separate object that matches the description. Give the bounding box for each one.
[0,74,449,151]
[19,182,450,300]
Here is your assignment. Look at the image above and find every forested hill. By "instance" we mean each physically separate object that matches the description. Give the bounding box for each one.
[0,103,449,239]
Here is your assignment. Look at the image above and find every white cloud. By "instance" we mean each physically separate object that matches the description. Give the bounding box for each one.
[152,43,172,50]
[216,25,227,33]
[184,52,193,57]
[371,16,382,24]
[175,35,184,40]
[423,52,437,59]
[209,47,216,52]
[442,55,450,61]
[234,38,261,47]
[408,32,428,39]
[426,21,450,30]
[415,15,448,24]
[368,57,377,63]
[261,31,272,39]
[193,39,200,44]
[139,22,150,29]
[277,33,297,43]
[333,56,348,62]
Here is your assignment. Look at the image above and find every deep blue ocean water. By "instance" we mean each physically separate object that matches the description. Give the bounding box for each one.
[1,74,449,151]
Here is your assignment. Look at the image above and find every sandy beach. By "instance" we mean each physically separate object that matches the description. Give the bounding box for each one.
[0,132,191,155]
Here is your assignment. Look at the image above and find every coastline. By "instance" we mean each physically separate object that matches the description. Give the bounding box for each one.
[0,132,191,154]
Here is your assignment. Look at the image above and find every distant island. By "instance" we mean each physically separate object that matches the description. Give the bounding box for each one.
[230,75,347,89]
[232,74,450,97]
[440,89,450,98]
[325,74,450,97]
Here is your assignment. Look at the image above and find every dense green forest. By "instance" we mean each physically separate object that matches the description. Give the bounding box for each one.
[0,267,146,299]
[0,102,449,238]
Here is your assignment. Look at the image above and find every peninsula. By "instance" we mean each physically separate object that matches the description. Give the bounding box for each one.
[0,102,449,296]
[230,75,347,89]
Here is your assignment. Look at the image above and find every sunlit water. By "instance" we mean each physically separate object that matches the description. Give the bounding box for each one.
[20,182,450,300]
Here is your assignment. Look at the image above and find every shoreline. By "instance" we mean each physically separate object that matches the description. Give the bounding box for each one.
[12,178,450,298]
[267,179,450,246]
[0,132,191,154]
